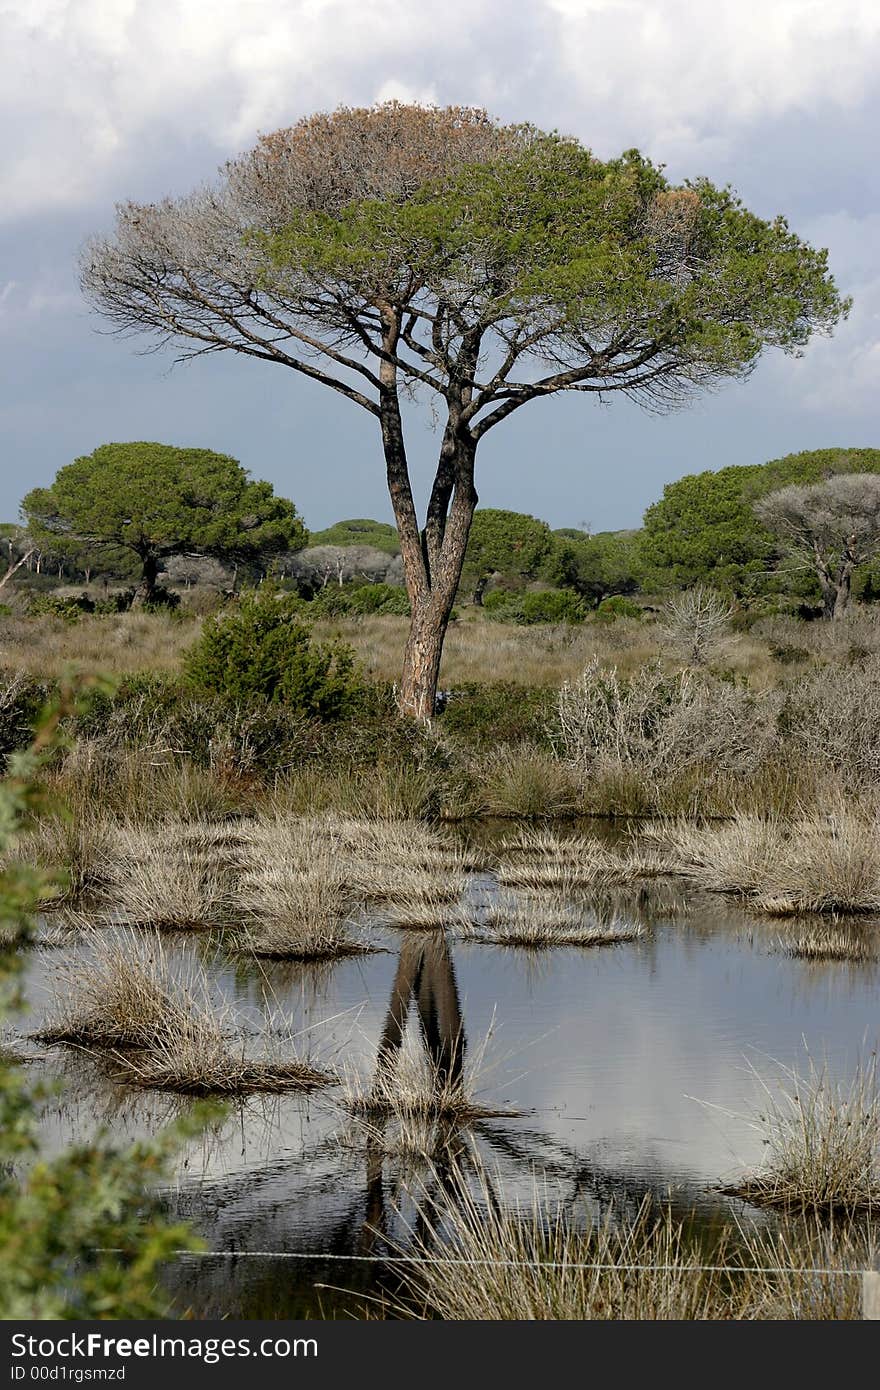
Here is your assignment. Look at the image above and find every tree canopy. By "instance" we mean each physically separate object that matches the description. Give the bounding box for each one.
[640,447,880,595]
[80,103,850,715]
[22,443,305,602]
[546,528,645,604]
[756,473,880,619]
[307,518,400,554]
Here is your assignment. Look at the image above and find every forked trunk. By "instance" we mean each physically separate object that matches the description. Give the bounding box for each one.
[378,315,479,721]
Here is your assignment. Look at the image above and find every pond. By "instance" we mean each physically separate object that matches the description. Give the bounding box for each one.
[14,825,880,1318]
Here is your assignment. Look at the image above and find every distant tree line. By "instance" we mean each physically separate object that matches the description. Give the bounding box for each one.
[6,444,880,622]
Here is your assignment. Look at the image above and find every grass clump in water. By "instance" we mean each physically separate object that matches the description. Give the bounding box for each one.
[460,899,644,950]
[33,930,335,1097]
[643,809,880,915]
[725,1055,880,1215]
[237,855,375,961]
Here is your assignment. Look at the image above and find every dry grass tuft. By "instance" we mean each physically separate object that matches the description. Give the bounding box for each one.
[391,1180,736,1321]
[469,745,584,818]
[380,900,473,931]
[459,900,644,949]
[725,1055,880,1214]
[643,809,880,914]
[33,930,198,1051]
[345,1042,508,1128]
[388,1163,872,1320]
[33,929,335,1096]
[236,853,373,960]
[102,839,234,929]
[110,1047,330,1097]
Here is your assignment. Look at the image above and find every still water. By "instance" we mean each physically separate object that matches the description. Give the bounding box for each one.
[17,845,880,1318]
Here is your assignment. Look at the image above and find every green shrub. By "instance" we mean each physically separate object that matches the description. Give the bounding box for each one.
[440,683,555,748]
[94,588,135,614]
[483,589,587,625]
[309,582,409,617]
[185,590,361,718]
[594,594,642,622]
[0,671,48,767]
[29,593,95,621]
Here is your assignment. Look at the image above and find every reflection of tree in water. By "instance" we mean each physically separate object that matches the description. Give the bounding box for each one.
[361,932,467,1252]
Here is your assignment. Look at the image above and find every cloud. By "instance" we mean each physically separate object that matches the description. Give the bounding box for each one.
[3,1,880,221]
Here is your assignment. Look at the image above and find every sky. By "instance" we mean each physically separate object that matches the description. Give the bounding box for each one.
[1,0,878,533]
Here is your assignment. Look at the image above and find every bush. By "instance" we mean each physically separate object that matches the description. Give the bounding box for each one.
[481,588,586,625]
[557,658,782,783]
[141,585,181,613]
[0,670,47,767]
[594,595,643,623]
[94,588,136,614]
[185,590,362,718]
[440,683,555,748]
[308,582,409,617]
[29,593,95,621]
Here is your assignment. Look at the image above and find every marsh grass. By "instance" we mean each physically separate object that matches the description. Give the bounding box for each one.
[7,813,114,907]
[350,863,466,907]
[389,1178,739,1321]
[33,930,198,1051]
[380,900,472,931]
[776,921,879,963]
[388,1167,871,1320]
[33,930,335,1097]
[724,1055,880,1215]
[460,900,644,949]
[237,857,374,960]
[344,1022,511,1129]
[102,837,235,930]
[469,745,583,818]
[642,810,880,914]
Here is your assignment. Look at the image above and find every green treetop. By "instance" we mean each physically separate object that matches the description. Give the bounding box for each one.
[22,442,306,603]
[640,447,880,595]
[463,508,554,602]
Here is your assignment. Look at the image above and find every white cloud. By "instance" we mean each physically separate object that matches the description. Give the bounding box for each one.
[2,1,880,221]
[762,211,880,415]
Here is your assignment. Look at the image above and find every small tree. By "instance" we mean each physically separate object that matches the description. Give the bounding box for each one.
[22,443,306,606]
[662,586,732,665]
[463,508,554,604]
[185,590,360,716]
[81,104,848,714]
[755,474,880,619]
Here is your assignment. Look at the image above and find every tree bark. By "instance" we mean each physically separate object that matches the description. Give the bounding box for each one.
[374,312,480,720]
[131,551,159,607]
[395,431,477,719]
[833,564,853,619]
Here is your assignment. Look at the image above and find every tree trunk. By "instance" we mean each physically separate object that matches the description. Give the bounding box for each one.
[820,576,837,620]
[131,552,159,607]
[394,432,477,719]
[833,565,853,620]
[472,572,488,607]
[399,598,451,720]
[377,311,480,720]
